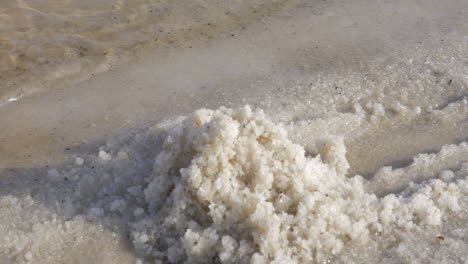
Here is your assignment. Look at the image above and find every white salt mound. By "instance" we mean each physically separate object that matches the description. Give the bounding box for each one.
[130,106,466,263]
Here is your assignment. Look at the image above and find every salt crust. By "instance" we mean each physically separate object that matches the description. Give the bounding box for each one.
[130,106,465,263]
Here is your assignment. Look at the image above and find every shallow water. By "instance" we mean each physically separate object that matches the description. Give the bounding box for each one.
[0,0,301,104]
[0,0,467,263]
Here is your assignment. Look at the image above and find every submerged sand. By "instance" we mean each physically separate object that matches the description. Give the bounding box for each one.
[0,0,467,263]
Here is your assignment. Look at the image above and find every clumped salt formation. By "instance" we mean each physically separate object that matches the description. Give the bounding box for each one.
[131,106,466,263]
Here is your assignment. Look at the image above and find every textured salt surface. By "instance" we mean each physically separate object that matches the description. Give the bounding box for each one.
[131,107,466,263]
[0,104,467,263]
[1,45,467,264]
[1,0,467,263]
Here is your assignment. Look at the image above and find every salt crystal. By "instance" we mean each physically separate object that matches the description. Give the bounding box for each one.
[75,157,84,165]
[99,150,112,161]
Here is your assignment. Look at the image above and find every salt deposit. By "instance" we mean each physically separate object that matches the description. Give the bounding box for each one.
[130,106,467,263]
[1,105,466,263]
[0,0,467,263]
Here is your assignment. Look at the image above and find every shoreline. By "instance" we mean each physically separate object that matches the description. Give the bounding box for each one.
[1,0,466,170]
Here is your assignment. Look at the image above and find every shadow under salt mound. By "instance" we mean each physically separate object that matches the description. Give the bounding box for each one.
[0,126,169,263]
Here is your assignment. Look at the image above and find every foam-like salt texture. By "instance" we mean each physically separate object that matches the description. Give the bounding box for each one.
[130,106,466,263]
[0,1,467,262]
[0,105,466,263]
